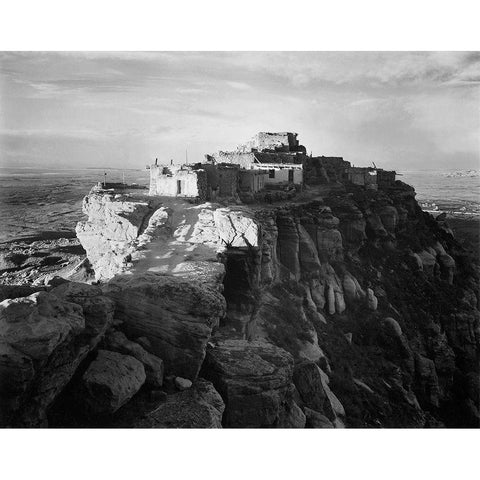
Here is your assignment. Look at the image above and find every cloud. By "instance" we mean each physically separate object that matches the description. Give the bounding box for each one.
[225,80,252,90]
[1,51,478,171]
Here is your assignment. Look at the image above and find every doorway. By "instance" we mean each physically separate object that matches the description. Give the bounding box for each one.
[288,169,294,183]
[177,180,182,195]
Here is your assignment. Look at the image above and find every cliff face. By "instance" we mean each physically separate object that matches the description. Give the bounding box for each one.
[1,180,478,428]
[219,182,479,427]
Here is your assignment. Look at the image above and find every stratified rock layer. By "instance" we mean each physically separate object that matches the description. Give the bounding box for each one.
[0,283,114,426]
[103,272,226,380]
[201,339,294,427]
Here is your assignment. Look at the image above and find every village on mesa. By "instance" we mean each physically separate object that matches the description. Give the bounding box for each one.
[145,132,397,202]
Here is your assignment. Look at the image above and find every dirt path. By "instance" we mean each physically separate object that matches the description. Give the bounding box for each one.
[129,199,221,280]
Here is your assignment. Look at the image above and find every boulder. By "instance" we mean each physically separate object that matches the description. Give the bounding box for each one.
[136,379,225,428]
[0,289,112,426]
[51,281,115,339]
[201,339,294,427]
[0,291,84,361]
[80,349,146,415]
[175,377,193,391]
[103,272,226,380]
[103,329,164,388]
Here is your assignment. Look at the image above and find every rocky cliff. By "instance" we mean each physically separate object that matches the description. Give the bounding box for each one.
[1,179,478,428]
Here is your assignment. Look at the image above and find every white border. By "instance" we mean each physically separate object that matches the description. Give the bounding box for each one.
[0,0,479,50]
[0,1,478,479]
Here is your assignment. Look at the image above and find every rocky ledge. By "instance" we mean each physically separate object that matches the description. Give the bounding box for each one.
[1,179,478,428]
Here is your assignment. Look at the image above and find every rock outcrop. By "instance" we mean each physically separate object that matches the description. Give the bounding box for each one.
[79,349,146,415]
[102,329,164,388]
[75,187,167,281]
[201,339,294,427]
[103,272,226,380]
[0,284,114,426]
[134,379,225,428]
[2,154,475,429]
[293,361,345,427]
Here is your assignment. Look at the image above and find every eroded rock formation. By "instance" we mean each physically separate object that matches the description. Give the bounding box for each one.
[1,169,478,429]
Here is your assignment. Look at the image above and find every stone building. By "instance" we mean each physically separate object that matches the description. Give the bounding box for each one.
[198,163,240,198]
[254,162,303,185]
[237,131,306,154]
[304,156,351,184]
[239,169,268,194]
[377,169,397,188]
[149,164,208,200]
[347,167,378,189]
[207,132,305,187]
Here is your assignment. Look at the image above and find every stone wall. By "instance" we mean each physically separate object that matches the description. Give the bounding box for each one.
[377,170,396,188]
[347,167,378,189]
[254,152,305,165]
[218,165,239,197]
[149,165,207,200]
[212,152,256,169]
[304,156,351,185]
[239,170,267,193]
[195,163,239,199]
[237,132,306,153]
[254,164,303,185]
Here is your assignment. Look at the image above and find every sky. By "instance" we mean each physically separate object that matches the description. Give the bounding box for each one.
[0,51,479,172]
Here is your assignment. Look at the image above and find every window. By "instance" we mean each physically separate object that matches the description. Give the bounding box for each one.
[269,169,275,178]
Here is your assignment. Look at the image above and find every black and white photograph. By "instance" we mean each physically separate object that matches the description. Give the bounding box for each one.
[0,2,478,479]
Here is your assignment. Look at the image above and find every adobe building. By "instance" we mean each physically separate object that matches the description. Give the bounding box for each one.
[377,169,397,188]
[347,167,378,189]
[239,169,268,194]
[207,131,306,187]
[345,167,397,190]
[303,156,351,184]
[198,163,241,198]
[148,132,396,202]
[237,132,307,154]
[149,164,208,200]
[255,162,303,185]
